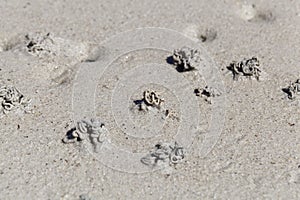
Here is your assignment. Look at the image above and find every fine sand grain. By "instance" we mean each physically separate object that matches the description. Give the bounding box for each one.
[0,0,300,199]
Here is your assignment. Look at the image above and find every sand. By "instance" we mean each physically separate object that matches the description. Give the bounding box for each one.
[0,0,300,199]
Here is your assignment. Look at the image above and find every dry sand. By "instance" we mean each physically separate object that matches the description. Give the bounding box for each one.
[0,0,300,199]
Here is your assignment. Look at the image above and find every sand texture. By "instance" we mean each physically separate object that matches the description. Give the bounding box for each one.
[0,0,300,199]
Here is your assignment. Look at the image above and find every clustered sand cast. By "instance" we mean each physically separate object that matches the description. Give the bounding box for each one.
[141,142,185,168]
[227,57,261,81]
[2,40,298,170]
[283,79,300,100]
[137,90,164,111]
[0,85,31,117]
[62,118,109,153]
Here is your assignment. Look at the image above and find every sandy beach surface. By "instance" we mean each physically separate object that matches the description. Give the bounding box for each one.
[0,0,300,199]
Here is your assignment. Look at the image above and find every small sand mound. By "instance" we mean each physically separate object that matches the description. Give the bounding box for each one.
[237,3,275,22]
[1,32,92,85]
[183,25,217,42]
[21,32,89,62]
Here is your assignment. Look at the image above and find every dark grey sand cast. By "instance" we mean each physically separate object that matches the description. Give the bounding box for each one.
[0,0,299,199]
